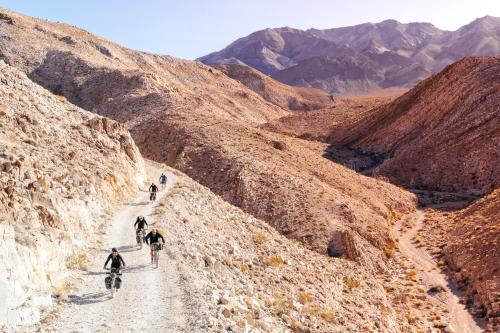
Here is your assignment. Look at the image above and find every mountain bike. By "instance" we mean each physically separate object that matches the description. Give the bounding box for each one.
[105,268,122,298]
[151,243,161,268]
[136,228,146,249]
[149,191,157,203]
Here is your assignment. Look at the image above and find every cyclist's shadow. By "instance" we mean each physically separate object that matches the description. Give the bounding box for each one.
[68,291,109,305]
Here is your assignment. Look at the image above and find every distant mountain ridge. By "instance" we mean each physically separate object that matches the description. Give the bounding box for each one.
[199,16,500,94]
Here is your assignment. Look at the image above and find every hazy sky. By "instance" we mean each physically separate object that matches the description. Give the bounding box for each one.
[1,0,499,59]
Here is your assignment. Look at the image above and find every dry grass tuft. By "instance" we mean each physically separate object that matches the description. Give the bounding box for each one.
[319,310,336,323]
[298,291,313,304]
[263,256,285,267]
[407,270,417,281]
[254,233,267,245]
[344,278,360,288]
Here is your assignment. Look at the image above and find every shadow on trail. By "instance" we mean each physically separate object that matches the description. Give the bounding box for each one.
[125,263,154,274]
[68,291,109,305]
[124,201,149,206]
[116,244,136,252]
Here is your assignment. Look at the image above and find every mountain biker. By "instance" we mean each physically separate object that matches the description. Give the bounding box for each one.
[103,248,126,271]
[145,229,165,264]
[149,183,159,193]
[159,173,167,184]
[149,183,159,201]
[134,216,148,231]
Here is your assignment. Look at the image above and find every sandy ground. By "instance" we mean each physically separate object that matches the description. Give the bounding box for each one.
[49,163,189,333]
[395,210,485,333]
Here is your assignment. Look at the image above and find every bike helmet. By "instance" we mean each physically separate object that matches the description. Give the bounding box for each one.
[112,247,117,252]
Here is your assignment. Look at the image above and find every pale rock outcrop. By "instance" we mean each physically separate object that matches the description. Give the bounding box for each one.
[0,61,145,328]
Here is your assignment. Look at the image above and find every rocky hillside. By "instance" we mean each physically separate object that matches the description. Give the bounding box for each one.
[329,56,500,193]
[0,9,417,263]
[420,190,500,331]
[214,63,334,111]
[199,17,500,94]
[151,167,448,332]
[0,61,145,327]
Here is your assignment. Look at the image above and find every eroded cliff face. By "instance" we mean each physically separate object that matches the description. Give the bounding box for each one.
[0,61,145,327]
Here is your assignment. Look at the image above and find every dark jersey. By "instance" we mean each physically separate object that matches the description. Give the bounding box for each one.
[104,253,125,269]
[149,184,159,192]
[145,231,165,245]
[134,218,148,229]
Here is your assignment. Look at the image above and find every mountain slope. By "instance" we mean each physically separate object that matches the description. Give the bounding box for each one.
[329,56,500,193]
[0,8,417,263]
[214,63,335,111]
[0,60,145,327]
[199,17,500,94]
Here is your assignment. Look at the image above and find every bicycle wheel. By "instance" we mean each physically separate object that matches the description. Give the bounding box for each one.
[155,249,159,268]
[110,277,115,298]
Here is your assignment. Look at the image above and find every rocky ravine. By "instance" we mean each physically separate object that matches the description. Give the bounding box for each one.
[329,56,500,194]
[0,61,146,328]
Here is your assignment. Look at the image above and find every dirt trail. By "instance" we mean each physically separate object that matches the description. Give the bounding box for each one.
[395,210,484,333]
[49,162,189,333]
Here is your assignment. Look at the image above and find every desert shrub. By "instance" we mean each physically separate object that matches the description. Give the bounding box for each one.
[407,270,417,281]
[319,310,336,323]
[56,95,67,103]
[263,256,285,267]
[298,291,313,304]
[254,233,267,245]
[344,278,360,288]
[384,240,398,258]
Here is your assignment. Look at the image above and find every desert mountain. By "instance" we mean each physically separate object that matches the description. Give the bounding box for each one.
[199,17,500,94]
[0,8,417,262]
[329,56,500,194]
[0,60,145,325]
[1,8,495,332]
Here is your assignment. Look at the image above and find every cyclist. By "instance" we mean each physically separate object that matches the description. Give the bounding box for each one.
[144,228,165,264]
[159,173,167,186]
[148,183,159,201]
[103,248,126,271]
[134,216,148,245]
[134,216,148,231]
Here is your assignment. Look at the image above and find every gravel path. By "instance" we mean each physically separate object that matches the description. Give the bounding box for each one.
[51,164,188,333]
[396,210,484,333]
